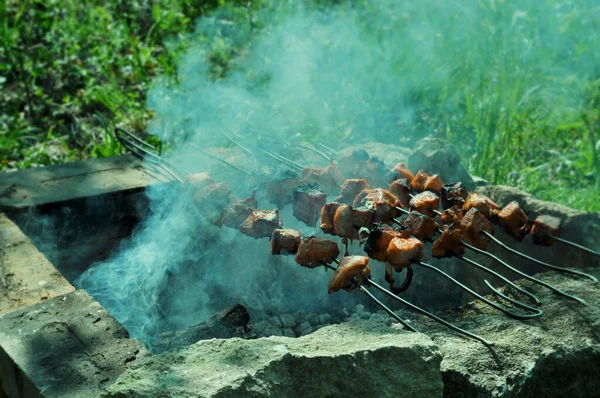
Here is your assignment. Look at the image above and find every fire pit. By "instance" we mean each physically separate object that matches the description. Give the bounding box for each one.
[0,137,598,397]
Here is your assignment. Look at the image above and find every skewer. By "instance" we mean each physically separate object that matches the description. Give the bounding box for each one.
[296,143,332,161]
[222,132,252,156]
[262,150,305,171]
[481,231,598,283]
[553,236,600,257]
[314,141,339,158]
[188,142,253,176]
[416,261,543,319]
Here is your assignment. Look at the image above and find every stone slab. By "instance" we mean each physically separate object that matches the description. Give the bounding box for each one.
[0,155,169,213]
[0,290,149,398]
[0,213,74,316]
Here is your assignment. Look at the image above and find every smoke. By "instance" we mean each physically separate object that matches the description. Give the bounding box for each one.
[75,0,599,348]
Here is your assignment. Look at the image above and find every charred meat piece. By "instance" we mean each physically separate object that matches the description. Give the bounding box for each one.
[328,256,371,294]
[440,205,465,226]
[386,237,424,271]
[363,223,411,263]
[402,211,440,241]
[193,182,233,224]
[392,162,415,181]
[460,208,494,250]
[353,156,395,187]
[184,172,215,191]
[463,192,500,219]
[295,237,340,268]
[270,228,302,255]
[320,202,343,235]
[441,182,468,209]
[352,188,401,222]
[338,179,371,205]
[497,201,528,241]
[432,225,465,258]
[410,170,444,192]
[333,205,374,240]
[217,190,257,228]
[239,209,282,239]
[265,170,300,208]
[292,183,327,227]
[301,161,345,194]
[409,191,440,218]
[531,215,561,246]
[424,174,443,191]
[338,149,370,178]
[389,178,411,208]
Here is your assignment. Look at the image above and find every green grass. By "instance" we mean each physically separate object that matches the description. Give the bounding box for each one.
[1,0,599,211]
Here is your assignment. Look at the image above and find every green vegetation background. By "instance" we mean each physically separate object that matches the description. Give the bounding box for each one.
[1,0,599,211]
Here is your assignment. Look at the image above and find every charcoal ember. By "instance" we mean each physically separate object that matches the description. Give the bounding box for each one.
[338,179,370,205]
[327,256,371,294]
[441,182,469,209]
[460,208,494,250]
[389,179,411,208]
[184,172,215,192]
[363,223,411,263]
[292,183,327,227]
[402,211,439,241]
[270,228,302,255]
[440,205,465,226]
[333,205,374,240]
[409,191,440,218]
[531,215,561,246]
[392,162,415,182]
[352,188,401,223]
[300,161,345,194]
[320,202,343,235]
[353,156,396,188]
[432,225,464,258]
[338,149,370,177]
[265,170,300,208]
[239,209,282,238]
[295,237,340,268]
[193,182,234,224]
[463,192,500,219]
[387,237,424,271]
[497,201,528,241]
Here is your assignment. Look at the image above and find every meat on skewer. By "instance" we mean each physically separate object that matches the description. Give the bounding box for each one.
[432,225,465,258]
[300,160,345,194]
[239,209,283,238]
[292,183,327,227]
[338,149,370,178]
[327,256,372,293]
[389,178,412,208]
[337,179,371,205]
[530,215,561,246]
[352,188,402,223]
[363,223,411,263]
[463,192,500,220]
[216,189,257,228]
[295,236,341,268]
[333,205,374,240]
[270,228,302,255]
[440,205,465,226]
[193,182,235,224]
[392,162,415,181]
[265,170,300,208]
[441,182,468,209]
[409,191,440,218]
[497,201,528,241]
[460,208,494,250]
[320,202,343,235]
[353,156,395,188]
[411,170,443,192]
[401,211,440,241]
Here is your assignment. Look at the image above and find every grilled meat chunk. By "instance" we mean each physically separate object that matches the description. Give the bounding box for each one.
[460,208,494,250]
[410,170,443,192]
[389,178,411,208]
[531,215,561,246]
[239,209,282,238]
[386,237,424,271]
[440,205,465,226]
[292,183,327,227]
[301,161,345,194]
[409,191,440,218]
[332,205,374,240]
[463,192,500,219]
[270,228,302,255]
[338,179,371,205]
[320,202,343,235]
[363,223,411,263]
[352,188,402,222]
[497,201,528,241]
[353,156,395,187]
[441,182,468,209]
[392,162,415,181]
[338,149,370,178]
[295,237,340,268]
[402,211,440,241]
[193,182,234,224]
[431,225,464,258]
[217,190,257,228]
[265,170,300,208]
[327,256,371,294]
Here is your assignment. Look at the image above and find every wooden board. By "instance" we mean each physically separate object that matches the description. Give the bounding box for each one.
[0,213,75,315]
[0,155,170,212]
